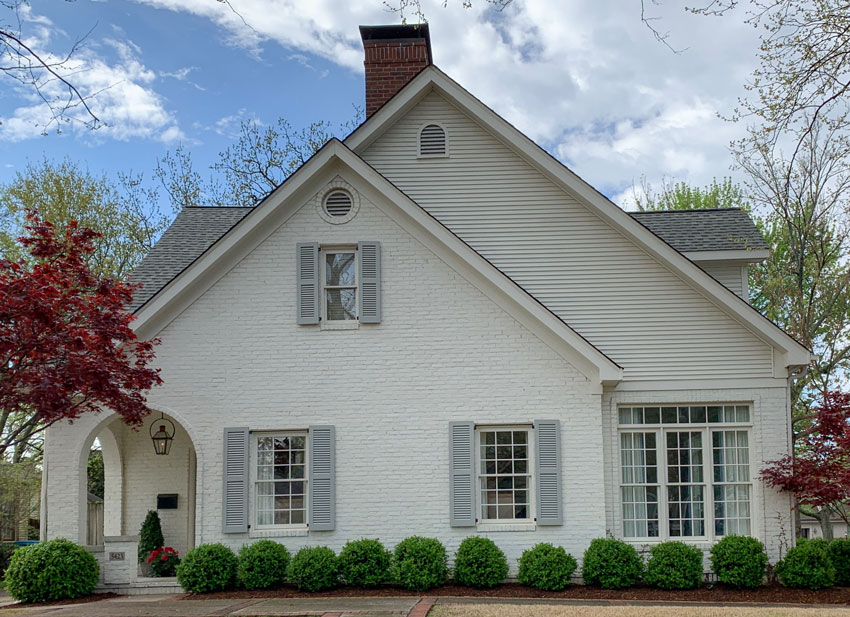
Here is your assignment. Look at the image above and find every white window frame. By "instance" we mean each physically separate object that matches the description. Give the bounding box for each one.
[251,431,309,531]
[321,245,358,325]
[474,424,535,525]
[616,404,755,544]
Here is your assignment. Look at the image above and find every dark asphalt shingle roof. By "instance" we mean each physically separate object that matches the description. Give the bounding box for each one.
[128,206,767,312]
[128,207,252,311]
[629,208,768,253]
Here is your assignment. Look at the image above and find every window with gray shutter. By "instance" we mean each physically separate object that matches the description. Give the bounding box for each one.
[297,242,319,324]
[358,241,381,323]
[222,427,249,533]
[449,421,475,527]
[419,124,447,157]
[308,425,335,531]
[534,419,563,525]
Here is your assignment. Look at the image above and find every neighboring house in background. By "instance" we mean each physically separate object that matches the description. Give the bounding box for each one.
[41,24,809,590]
[800,512,849,540]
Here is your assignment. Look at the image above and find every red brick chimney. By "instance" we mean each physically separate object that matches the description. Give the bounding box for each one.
[360,24,432,118]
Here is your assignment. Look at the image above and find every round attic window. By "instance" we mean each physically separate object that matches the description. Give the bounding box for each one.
[324,190,353,217]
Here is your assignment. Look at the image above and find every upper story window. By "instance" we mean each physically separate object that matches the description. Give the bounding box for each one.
[418,123,448,157]
[477,426,533,522]
[254,433,308,528]
[618,404,752,541]
[323,249,357,321]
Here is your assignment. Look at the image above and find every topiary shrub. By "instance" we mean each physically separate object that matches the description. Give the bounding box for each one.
[138,510,165,563]
[775,539,835,590]
[5,538,99,603]
[710,536,767,589]
[392,536,448,591]
[452,537,508,589]
[176,543,237,593]
[581,538,643,589]
[237,540,290,590]
[338,539,391,588]
[828,539,850,587]
[289,546,339,592]
[644,541,703,590]
[517,543,577,591]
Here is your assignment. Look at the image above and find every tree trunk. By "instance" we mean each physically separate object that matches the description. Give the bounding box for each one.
[815,509,834,540]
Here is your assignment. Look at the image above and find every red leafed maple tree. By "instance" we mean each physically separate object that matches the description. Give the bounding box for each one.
[0,212,161,457]
[761,390,850,536]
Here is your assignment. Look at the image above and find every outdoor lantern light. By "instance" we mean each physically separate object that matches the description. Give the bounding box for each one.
[149,412,175,455]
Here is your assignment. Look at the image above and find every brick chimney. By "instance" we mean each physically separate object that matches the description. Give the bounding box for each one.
[360,24,432,118]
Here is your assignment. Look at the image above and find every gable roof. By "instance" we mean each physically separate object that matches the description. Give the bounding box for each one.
[130,139,624,387]
[129,207,251,311]
[629,209,768,253]
[344,65,810,370]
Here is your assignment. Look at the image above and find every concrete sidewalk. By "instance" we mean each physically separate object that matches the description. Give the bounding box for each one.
[0,594,425,617]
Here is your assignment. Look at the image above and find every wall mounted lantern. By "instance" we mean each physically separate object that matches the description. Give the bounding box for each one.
[149,412,175,455]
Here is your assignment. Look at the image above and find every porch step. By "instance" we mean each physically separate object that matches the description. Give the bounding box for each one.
[97,577,184,595]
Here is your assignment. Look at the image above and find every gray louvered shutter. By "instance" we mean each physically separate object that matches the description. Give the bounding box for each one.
[222,427,249,533]
[449,421,475,527]
[308,425,335,531]
[358,241,381,323]
[297,242,319,324]
[534,419,563,525]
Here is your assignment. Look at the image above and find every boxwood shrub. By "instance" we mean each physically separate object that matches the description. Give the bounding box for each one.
[828,539,850,587]
[710,536,767,589]
[289,546,339,592]
[517,543,577,591]
[453,537,508,589]
[176,543,237,593]
[775,539,835,590]
[338,539,391,588]
[392,536,448,591]
[237,540,290,590]
[581,538,643,589]
[5,538,99,603]
[644,541,703,590]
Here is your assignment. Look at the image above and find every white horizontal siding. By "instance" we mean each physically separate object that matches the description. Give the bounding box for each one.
[699,262,746,301]
[360,92,773,380]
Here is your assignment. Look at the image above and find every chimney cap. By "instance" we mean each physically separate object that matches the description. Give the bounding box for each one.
[359,24,433,64]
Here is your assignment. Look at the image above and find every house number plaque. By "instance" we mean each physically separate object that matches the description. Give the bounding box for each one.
[109,552,125,561]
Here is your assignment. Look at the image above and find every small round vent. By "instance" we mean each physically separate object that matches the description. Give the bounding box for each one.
[324,190,353,217]
[419,123,447,156]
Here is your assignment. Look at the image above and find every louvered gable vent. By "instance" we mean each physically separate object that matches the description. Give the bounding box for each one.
[324,191,353,217]
[419,124,447,157]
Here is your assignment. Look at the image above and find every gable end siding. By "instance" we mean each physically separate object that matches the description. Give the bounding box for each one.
[360,92,773,380]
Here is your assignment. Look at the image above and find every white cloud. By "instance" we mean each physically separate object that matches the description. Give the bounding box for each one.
[130,0,762,204]
[0,12,183,144]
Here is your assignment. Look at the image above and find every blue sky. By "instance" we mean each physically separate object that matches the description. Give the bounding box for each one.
[0,1,764,208]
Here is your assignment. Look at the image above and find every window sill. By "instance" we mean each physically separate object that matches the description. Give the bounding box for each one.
[476,522,536,532]
[249,527,309,538]
[320,321,359,331]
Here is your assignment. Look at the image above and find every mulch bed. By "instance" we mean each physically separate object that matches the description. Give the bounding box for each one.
[184,584,850,605]
[0,592,119,609]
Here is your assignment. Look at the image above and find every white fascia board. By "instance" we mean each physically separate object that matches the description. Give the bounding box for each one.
[346,66,810,368]
[132,139,622,387]
[684,249,769,263]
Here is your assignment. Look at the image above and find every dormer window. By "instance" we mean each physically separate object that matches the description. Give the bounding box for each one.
[419,123,448,157]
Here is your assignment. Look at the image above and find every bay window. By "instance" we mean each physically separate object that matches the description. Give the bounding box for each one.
[618,404,752,541]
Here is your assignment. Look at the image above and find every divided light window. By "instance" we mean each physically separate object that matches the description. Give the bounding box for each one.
[254,433,308,527]
[618,405,752,541]
[323,249,357,321]
[477,427,533,522]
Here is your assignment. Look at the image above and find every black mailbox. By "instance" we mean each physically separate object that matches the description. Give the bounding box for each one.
[157,493,178,509]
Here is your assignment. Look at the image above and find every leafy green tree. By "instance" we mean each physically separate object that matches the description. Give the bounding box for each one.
[633,177,749,211]
[87,449,104,500]
[0,158,174,279]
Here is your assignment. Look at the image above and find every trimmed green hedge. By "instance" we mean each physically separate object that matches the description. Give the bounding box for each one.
[289,546,339,592]
[453,537,508,589]
[237,540,290,590]
[581,538,643,589]
[392,536,448,591]
[177,544,237,593]
[339,539,391,588]
[828,539,850,587]
[644,541,703,590]
[710,536,767,589]
[518,543,577,591]
[5,539,99,603]
[776,540,835,590]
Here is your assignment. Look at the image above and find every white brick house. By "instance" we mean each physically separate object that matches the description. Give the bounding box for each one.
[42,24,810,587]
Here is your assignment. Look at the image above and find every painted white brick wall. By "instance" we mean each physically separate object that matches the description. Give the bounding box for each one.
[43,169,793,577]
